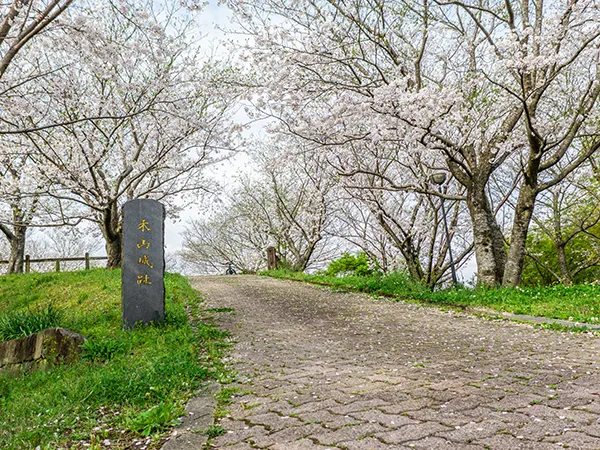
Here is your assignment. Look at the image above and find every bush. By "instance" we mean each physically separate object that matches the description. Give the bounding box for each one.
[0,305,64,341]
[325,252,373,277]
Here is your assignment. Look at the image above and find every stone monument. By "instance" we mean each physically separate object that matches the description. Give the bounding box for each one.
[122,199,165,329]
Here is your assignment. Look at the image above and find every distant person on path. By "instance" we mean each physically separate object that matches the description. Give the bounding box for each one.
[225,260,236,275]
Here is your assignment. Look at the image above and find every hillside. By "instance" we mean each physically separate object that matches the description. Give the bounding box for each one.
[0,270,228,449]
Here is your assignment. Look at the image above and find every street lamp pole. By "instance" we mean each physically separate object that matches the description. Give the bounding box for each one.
[431,173,458,286]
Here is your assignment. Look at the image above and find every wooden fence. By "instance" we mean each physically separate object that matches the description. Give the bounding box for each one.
[0,253,107,273]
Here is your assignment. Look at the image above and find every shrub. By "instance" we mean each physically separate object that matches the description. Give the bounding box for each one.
[0,305,64,341]
[325,252,373,277]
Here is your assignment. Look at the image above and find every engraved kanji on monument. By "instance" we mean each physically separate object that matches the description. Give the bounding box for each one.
[122,199,165,329]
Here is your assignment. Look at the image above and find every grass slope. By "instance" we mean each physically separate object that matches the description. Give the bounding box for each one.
[264,270,600,325]
[0,270,230,449]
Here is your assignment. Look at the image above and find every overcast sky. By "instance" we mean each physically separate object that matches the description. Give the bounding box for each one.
[164,1,249,261]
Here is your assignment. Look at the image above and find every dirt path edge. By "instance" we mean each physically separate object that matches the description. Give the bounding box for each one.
[160,381,220,449]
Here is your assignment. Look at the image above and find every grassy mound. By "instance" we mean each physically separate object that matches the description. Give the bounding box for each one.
[0,270,230,449]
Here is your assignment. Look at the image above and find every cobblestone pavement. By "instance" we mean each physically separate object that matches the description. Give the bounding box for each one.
[190,276,600,449]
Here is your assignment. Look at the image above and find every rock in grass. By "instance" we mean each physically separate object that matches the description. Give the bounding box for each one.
[0,327,86,372]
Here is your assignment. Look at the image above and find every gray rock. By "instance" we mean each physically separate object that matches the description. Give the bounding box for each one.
[0,327,86,372]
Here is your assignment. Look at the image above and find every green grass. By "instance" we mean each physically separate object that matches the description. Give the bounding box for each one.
[0,304,64,340]
[0,269,230,449]
[205,424,226,438]
[264,269,600,325]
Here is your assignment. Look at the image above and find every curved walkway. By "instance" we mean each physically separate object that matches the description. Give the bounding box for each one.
[191,275,600,450]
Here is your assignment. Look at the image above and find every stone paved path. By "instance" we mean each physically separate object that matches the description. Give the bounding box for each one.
[190,275,600,449]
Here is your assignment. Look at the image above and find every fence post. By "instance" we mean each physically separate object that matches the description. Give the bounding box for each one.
[25,255,30,273]
[55,260,60,272]
[266,247,278,270]
[85,252,90,270]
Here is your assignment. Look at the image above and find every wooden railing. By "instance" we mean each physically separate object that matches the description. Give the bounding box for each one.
[0,253,107,273]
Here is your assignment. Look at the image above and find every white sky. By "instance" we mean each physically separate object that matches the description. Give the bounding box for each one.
[164,1,248,257]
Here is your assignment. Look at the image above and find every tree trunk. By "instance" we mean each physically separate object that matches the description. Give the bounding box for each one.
[105,232,123,269]
[293,239,320,272]
[503,168,540,287]
[466,184,506,286]
[7,226,26,274]
[292,258,308,272]
[100,203,123,269]
[555,241,572,285]
[0,220,27,274]
[375,213,425,283]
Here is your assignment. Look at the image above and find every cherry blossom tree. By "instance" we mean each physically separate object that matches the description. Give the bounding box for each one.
[0,0,76,271]
[445,0,600,286]
[225,0,600,286]
[21,1,243,268]
[0,149,41,272]
[183,140,336,273]
[0,0,73,83]
[524,160,600,285]
[0,1,164,136]
[0,135,83,272]
[330,198,399,274]
[323,137,473,287]
[241,149,335,271]
[181,202,272,274]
